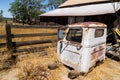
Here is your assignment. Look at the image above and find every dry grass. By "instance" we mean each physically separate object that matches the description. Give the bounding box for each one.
[78,58,120,80]
[0,39,6,43]
[17,42,56,50]
[12,47,120,80]
[0,48,120,80]
[15,48,60,80]
[0,52,15,70]
[0,23,6,35]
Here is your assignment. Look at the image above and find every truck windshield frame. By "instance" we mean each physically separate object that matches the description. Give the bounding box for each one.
[66,28,83,43]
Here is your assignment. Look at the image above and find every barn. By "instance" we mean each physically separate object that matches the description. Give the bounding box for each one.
[40,0,120,28]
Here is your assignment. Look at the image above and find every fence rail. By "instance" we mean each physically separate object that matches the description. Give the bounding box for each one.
[0,33,58,38]
[11,25,62,29]
[14,40,57,47]
[0,24,66,53]
[0,35,6,38]
[0,43,6,48]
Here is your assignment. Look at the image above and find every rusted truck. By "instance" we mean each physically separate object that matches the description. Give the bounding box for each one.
[57,22,108,73]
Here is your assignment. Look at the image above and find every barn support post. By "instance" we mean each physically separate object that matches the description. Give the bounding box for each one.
[5,24,13,53]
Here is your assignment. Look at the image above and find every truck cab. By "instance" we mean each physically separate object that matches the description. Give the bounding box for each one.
[57,22,107,73]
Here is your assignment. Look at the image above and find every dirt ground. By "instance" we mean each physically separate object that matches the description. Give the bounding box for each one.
[0,48,120,80]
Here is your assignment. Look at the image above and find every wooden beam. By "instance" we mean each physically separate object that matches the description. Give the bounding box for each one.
[5,24,13,52]
[14,40,57,47]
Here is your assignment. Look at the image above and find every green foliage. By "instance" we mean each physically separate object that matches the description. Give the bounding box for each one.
[3,18,13,21]
[9,0,45,24]
[47,0,66,10]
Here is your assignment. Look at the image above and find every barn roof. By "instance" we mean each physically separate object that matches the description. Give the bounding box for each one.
[59,0,109,8]
[40,2,120,16]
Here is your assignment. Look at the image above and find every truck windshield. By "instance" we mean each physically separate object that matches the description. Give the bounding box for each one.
[66,28,82,43]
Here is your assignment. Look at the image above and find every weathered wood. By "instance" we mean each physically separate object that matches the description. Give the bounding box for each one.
[0,35,6,38]
[5,24,13,52]
[11,25,60,29]
[14,40,57,47]
[11,25,67,29]
[11,33,58,38]
[0,33,65,39]
[0,43,6,47]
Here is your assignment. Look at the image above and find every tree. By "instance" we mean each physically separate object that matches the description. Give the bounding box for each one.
[0,10,3,21]
[47,0,66,10]
[9,0,45,24]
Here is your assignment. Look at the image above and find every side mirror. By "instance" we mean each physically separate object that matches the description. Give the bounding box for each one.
[58,28,63,40]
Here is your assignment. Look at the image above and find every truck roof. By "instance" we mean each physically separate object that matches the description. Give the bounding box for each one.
[68,22,107,28]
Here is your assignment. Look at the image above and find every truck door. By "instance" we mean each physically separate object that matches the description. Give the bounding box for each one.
[91,28,106,64]
[59,28,83,69]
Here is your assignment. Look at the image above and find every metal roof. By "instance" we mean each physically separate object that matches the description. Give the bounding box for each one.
[68,22,107,28]
[59,0,109,8]
[40,2,120,16]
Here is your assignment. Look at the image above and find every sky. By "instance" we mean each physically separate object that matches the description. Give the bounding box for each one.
[0,0,48,18]
[0,0,14,18]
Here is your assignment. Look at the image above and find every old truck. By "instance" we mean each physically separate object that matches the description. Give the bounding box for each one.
[57,22,120,73]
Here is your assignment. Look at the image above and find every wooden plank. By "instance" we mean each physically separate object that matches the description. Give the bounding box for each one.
[11,32,65,38]
[14,40,57,47]
[0,32,65,38]
[11,33,58,38]
[11,25,67,29]
[0,43,6,47]
[0,35,6,38]
[11,25,60,29]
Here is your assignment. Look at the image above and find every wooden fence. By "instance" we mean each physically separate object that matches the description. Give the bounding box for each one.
[0,24,66,53]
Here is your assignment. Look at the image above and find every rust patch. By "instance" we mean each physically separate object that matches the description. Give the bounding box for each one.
[69,41,81,47]
[69,22,107,28]
[98,46,104,57]
[91,48,97,60]
[91,46,105,60]
[85,28,90,33]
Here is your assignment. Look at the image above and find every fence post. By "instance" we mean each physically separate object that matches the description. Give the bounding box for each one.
[5,24,13,52]
[5,20,7,24]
